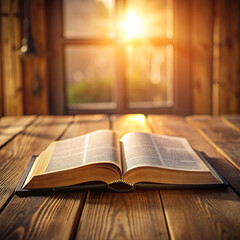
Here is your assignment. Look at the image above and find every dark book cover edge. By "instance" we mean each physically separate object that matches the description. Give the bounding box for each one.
[15,155,107,196]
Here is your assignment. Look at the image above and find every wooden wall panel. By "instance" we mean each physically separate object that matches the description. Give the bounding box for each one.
[46,0,64,115]
[0,27,2,117]
[174,0,191,115]
[1,0,23,115]
[192,0,240,115]
[212,0,240,115]
[191,0,213,114]
[22,0,48,114]
[212,0,220,115]
[0,1,2,117]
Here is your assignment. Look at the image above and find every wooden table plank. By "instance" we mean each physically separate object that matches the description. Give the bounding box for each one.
[111,114,152,136]
[223,115,240,133]
[77,190,169,240]
[148,115,240,240]
[0,192,84,240]
[62,114,110,140]
[76,115,169,240]
[187,115,240,171]
[0,116,35,148]
[161,188,240,240]
[1,114,240,240]
[0,116,72,211]
[0,115,110,240]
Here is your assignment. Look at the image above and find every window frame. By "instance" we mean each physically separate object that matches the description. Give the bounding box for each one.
[46,0,191,115]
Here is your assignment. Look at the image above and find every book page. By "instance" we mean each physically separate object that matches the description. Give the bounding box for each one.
[121,132,209,173]
[44,130,121,173]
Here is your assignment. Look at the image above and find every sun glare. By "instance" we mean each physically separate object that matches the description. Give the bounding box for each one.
[121,12,143,39]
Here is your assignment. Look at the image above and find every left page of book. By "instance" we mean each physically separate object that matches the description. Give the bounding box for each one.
[23,130,121,188]
[44,129,121,173]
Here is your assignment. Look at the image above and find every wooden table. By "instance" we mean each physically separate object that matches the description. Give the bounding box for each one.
[0,114,240,240]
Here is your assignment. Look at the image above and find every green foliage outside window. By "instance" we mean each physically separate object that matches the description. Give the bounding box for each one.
[67,77,112,104]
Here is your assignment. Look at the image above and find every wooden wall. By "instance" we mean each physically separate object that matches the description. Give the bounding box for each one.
[191,0,240,115]
[0,0,239,116]
[0,0,23,115]
[22,0,48,114]
[0,0,48,116]
[191,0,213,114]
[212,0,240,115]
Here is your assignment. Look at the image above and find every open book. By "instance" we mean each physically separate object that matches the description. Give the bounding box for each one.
[17,130,225,194]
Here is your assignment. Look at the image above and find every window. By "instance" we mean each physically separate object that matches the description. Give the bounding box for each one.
[47,0,191,114]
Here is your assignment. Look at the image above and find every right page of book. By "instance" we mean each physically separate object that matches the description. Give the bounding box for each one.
[121,132,210,174]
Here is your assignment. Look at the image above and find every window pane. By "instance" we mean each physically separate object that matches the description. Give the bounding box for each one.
[63,0,115,38]
[125,0,173,38]
[65,46,115,107]
[126,45,173,107]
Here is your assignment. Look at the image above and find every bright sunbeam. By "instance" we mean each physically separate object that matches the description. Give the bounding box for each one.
[121,12,143,39]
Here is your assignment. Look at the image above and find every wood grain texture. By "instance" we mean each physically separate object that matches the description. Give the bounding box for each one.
[148,115,240,240]
[61,114,110,140]
[76,114,169,240]
[223,115,240,133]
[77,190,169,240]
[23,0,48,114]
[174,0,191,115]
[46,0,65,114]
[220,0,240,114]
[0,3,3,117]
[212,0,220,115]
[1,114,240,240]
[0,116,72,210]
[0,115,110,240]
[0,192,85,240]
[187,116,240,171]
[0,116,35,147]
[213,0,240,114]
[191,0,213,114]
[149,115,240,194]
[1,0,23,115]
[161,188,240,240]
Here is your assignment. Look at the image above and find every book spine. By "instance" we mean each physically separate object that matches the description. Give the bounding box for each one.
[108,180,136,192]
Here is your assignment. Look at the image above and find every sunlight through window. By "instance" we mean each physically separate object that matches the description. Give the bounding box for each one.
[121,12,143,39]
[62,0,174,112]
